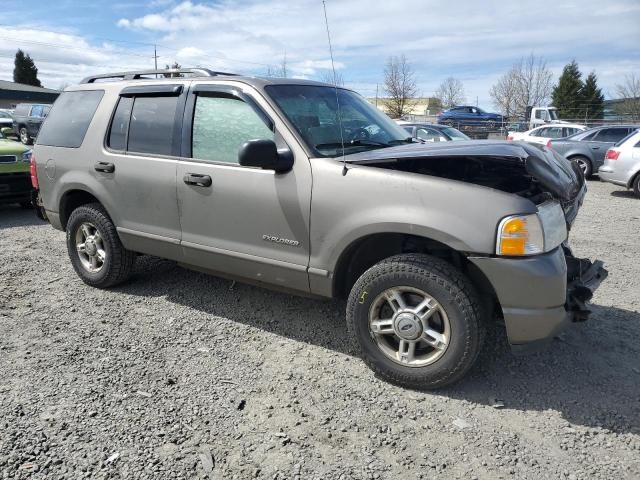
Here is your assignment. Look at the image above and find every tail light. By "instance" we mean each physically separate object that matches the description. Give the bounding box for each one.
[546,140,552,148]
[506,135,513,141]
[605,149,620,161]
[30,155,39,189]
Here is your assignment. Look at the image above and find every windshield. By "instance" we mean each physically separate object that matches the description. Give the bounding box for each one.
[548,109,559,121]
[266,84,411,157]
[441,126,469,141]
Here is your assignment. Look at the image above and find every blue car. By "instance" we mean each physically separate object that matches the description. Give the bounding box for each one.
[438,106,504,130]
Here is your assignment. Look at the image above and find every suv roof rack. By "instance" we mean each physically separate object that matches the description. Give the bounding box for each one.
[80,68,238,84]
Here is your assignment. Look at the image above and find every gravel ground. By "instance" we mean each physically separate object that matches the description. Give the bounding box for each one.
[1,180,639,479]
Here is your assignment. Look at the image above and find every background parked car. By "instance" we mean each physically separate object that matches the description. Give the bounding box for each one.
[438,106,504,130]
[12,103,51,145]
[0,127,33,207]
[507,123,586,145]
[599,130,640,197]
[397,122,470,142]
[0,109,14,129]
[548,125,639,177]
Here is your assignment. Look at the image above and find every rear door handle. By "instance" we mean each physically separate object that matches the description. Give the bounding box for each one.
[183,173,212,187]
[94,162,115,173]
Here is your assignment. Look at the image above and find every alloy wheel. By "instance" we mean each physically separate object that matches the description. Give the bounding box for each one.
[75,222,106,273]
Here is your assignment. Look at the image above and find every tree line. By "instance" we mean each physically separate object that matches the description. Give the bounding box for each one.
[382,53,639,122]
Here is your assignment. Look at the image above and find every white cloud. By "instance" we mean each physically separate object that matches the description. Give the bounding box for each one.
[0,0,637,106]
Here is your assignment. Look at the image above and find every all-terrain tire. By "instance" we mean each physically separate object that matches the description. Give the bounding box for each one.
[66,203,135,288]
[632,173,640,198]
[346,253,485,390]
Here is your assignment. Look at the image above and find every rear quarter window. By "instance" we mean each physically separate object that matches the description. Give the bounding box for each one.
[36,91,104,148]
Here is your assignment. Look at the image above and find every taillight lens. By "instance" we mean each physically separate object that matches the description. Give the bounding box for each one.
[546,140,552,148]
[30,155,39,189]
[506,135,513,141]
[606,149,620,160]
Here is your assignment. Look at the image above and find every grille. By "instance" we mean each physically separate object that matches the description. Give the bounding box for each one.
[0,155,17,163]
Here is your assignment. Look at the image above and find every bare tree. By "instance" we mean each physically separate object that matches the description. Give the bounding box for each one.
[264,53,288,78]
[319,70,344,86]
[383,55,418,118]
[434,77,465,109]
[615,73,640,121]
[490,54,553,118]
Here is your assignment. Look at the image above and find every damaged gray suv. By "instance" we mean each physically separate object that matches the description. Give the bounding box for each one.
[33,68,607,389]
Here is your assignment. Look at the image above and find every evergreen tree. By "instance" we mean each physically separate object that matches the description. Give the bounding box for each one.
[13,49,42,87]
[552,61,583,119]
[580,72,604,121]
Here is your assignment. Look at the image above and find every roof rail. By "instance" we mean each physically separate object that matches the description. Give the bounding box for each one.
[80,68,238,84]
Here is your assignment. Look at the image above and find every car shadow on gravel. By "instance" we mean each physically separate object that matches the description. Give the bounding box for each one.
[0,205,46,229]
[119,256,640,434]
[610,190,638,199]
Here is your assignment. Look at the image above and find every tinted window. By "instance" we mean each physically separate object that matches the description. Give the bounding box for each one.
[127,96,178,155]
[36,91,104,148]
[417,128,443,142]
[580,130,599,141]
[30,105,44,117]
[565,128,579,136]
[545,127,564,138]
[594,128,630,143]
[108,97,133,151]
[0,111,11,119]
[532,127,548,137]
[192,95,273,164]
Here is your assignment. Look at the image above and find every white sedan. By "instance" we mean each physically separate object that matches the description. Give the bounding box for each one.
[507,124,587,145]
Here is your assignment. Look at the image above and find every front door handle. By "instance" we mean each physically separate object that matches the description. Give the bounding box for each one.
[94,162,115,173]
[183,173,212,187]
[591,146,600,150]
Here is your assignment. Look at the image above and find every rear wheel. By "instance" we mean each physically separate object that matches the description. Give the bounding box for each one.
[346,254,485,390]
[572,156,592,178]
[19,127,31,145]
[633,174,640,198]
[66,203,135,288]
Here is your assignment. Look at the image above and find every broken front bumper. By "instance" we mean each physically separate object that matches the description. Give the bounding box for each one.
[469,246,608,351]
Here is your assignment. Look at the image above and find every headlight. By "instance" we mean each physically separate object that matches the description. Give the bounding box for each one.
[21,149,32,162]
[496,201,567,256]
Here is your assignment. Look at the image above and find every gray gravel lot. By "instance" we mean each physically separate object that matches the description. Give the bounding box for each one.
[1,180,639,479]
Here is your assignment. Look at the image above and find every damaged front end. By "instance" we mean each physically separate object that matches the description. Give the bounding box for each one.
[564,246,608,322]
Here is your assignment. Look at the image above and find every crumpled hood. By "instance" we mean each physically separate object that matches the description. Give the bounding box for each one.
[343,140,584,203]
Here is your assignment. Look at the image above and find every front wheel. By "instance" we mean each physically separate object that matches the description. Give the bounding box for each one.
[66,203,135,288]
[346,254,485,390]
[633,174,640,198]
[19,127,32,145]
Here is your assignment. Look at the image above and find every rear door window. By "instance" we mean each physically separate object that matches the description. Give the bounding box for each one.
[36,91,104,148]
[594,128,630,143]
[127,96,178,156]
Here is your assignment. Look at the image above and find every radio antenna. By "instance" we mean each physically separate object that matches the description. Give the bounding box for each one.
[322,0,347,175]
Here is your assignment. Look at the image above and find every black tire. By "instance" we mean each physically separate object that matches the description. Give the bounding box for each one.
[346,254,485,390]
[66,203,135,288]
[19,127,32,145]
[633,174,640,198]
[572,156,592,178]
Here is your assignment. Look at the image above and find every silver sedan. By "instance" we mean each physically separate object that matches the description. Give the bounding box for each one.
[598,130,640,197]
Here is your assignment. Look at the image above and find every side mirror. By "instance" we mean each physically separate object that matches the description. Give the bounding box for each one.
[0,127,13,137]
[238,139,293,173]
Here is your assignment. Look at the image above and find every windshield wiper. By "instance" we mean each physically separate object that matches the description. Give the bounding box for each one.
[315,139,396,149]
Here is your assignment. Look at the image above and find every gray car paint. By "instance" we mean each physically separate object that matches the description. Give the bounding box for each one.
[34,76,593,347]
[550,126,638,171]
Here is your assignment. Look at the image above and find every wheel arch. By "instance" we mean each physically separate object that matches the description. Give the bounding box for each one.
[332,232,502,319]
[59,189,112,230]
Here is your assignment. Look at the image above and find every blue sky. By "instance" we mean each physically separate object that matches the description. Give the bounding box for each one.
[1,0,638,107]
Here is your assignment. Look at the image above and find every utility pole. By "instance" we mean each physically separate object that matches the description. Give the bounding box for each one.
[153,44,159,78]
[375,84,378,107]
